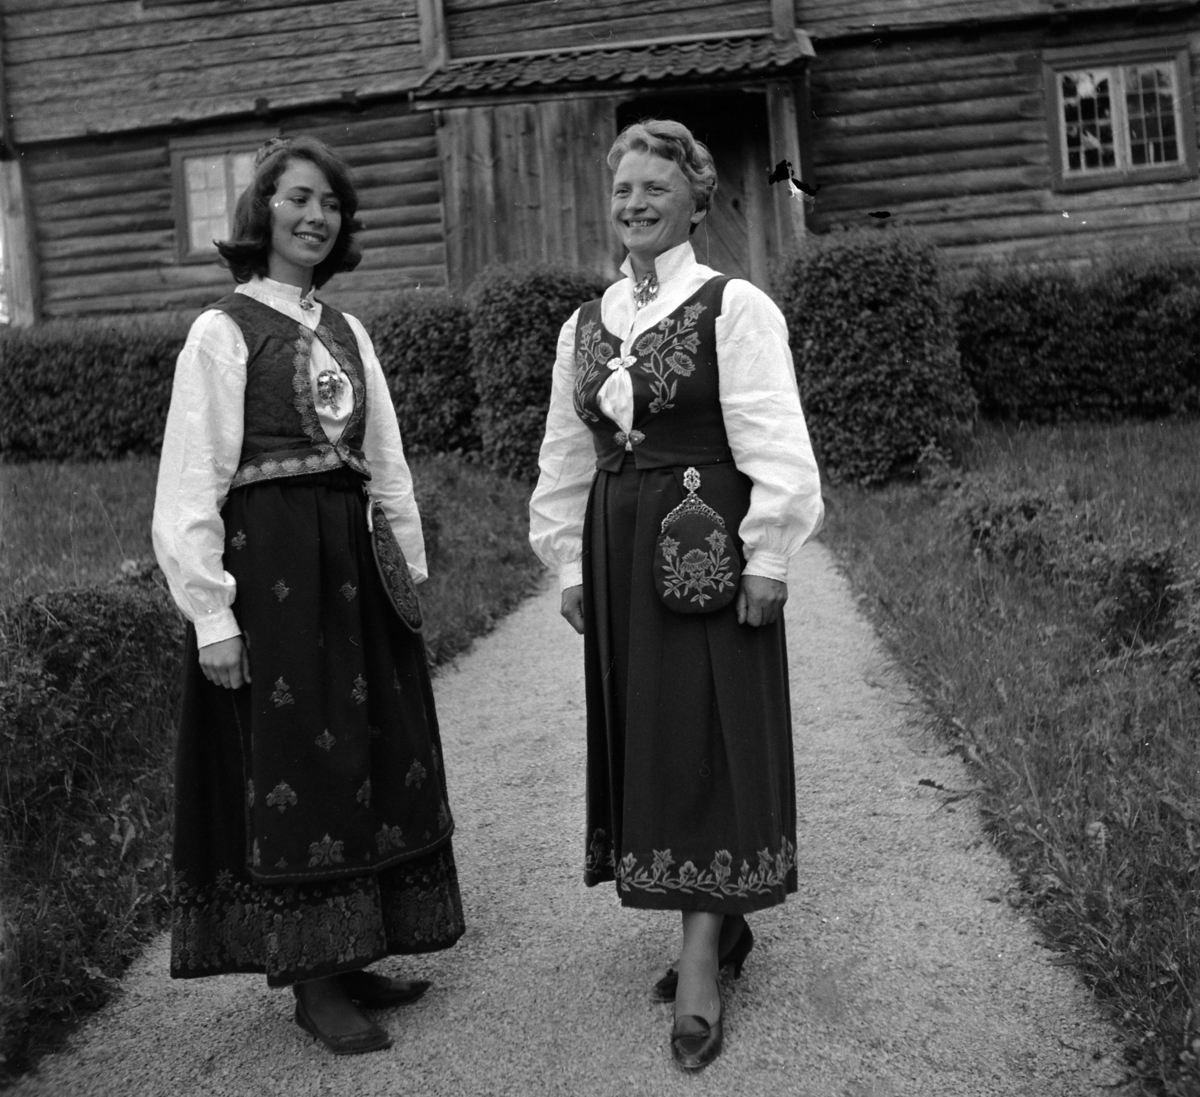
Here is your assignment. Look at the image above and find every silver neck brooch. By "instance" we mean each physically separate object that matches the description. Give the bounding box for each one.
[632,271,659,310]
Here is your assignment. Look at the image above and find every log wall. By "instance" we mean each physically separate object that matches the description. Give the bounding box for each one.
[805,14,1200,271]
[442,0,772,59]
[794,0,1171,40]
[3,0,425,145]
[26,103,445,318]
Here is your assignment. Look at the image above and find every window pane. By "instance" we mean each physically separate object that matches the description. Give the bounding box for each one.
[1123,63,1182,167]
[184,156,221,192]
[191,215,224,253]
[231,152,256,194]
[1061,69,1117,174]
[183,146,261,256]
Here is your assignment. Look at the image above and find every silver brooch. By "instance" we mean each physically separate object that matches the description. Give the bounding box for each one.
[633,272,659,310]
[316,369,344,414]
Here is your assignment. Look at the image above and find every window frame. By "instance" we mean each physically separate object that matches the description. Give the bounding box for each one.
[1043,38,1197,193]
[169,129,278,265]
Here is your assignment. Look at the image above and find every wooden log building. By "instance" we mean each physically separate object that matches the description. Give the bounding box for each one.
[2,0,1199,325]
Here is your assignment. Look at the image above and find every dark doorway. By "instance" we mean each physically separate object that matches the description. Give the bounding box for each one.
[616,90,773,288]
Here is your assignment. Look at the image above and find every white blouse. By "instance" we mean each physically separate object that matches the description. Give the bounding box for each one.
[529,240,824,591]
[152,276,427,649]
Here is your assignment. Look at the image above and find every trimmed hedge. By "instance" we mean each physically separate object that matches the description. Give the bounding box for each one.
[0,315,189,462]
[359,290,480,456]
[777,228,976,487]
[467,263,609,480]
[0,578,181,1077]
[956,255,1200,422]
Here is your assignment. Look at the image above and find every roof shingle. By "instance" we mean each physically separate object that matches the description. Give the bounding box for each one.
[415,34,813,100]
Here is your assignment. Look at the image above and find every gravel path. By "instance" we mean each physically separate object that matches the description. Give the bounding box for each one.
[15,541,1131,1096]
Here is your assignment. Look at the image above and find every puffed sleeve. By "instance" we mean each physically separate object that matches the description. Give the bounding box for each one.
[529,309,597,591]
[716,281,824,581]
[345,312,428,584]
[151,310,247,647]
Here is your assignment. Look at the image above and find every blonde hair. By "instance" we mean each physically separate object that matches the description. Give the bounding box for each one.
[607,119,718,214]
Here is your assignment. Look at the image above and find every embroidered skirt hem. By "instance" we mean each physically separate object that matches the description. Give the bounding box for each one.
[170,843,464,987]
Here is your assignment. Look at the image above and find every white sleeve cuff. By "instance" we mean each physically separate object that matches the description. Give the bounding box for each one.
[742,549,790,584]
[559,560,584,591]
[194,608,242,649]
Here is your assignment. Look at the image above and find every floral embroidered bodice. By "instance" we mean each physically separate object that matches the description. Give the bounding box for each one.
[572,275,735,472]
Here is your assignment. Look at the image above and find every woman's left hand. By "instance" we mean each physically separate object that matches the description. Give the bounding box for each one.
[736,575,788,627]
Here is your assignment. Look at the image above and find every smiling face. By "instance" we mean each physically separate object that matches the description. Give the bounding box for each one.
[267,159,342,291]
[610,149,705,277]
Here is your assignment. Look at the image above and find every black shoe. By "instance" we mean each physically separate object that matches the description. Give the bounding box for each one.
[671,995,724,1070]
[652,918,754,1002]
[338,969,431,1008]
[293,995,393,1055]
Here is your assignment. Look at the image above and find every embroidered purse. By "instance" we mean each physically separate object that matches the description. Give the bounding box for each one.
[654,466,741,614]
[366,493,423,632]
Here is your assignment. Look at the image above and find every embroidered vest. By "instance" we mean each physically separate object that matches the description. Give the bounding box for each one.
[573,276,734,472]
[210,293,371,489]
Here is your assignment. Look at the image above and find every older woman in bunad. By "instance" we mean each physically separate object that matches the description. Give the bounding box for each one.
[530,119,824,1069]
[153,136,464,1056]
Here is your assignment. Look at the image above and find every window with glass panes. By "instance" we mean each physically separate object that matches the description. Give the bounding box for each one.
[170,131,276,263]
[181,150,256,257]
[1045,43,1196,192]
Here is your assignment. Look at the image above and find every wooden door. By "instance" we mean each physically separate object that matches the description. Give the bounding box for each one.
[438,97,619,289]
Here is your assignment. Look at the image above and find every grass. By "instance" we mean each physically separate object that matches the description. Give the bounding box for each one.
[0,453,543,1083]
[826,419,1200,1096]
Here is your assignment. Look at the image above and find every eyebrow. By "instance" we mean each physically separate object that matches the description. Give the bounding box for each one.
[281,184,338,198]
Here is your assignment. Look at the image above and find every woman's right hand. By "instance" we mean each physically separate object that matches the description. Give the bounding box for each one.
[199,635,251,690]
[561,585,585,635]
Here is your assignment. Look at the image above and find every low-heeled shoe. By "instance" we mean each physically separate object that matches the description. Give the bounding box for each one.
[293,997,393,1055]
[653,920,754,1002]
[338,969,431,1008]
[671,1009,724,1070]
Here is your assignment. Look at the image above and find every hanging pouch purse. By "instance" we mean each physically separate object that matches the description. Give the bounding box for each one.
[365,491,423,632]
[654,466,741,614]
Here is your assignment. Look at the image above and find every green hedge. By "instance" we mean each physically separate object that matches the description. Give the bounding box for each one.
[776,228,977,487]
[359,290,479,456]
[956,256,1200,422]
[0,578,181,1077]
[467,263,609,480]
[0,316,189,462]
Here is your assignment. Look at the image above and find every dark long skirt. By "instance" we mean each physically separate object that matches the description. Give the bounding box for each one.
[581,459,797,915]
[170,470,464,987]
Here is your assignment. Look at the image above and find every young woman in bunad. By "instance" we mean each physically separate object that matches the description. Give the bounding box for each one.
[529,119,824,1070]
[153,135,464,1056]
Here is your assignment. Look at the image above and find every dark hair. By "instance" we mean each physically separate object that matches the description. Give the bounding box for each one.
[215,135,364,289]
[607,119,718,218]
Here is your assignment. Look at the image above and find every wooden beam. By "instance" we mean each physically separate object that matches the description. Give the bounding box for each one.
[766,80,805,252]
[0,152,40,326]
[772,0,796,42]
[418,0,448,68]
